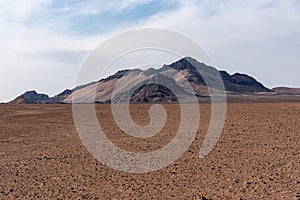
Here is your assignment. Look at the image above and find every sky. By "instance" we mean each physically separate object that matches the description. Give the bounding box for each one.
[0,0,300,102]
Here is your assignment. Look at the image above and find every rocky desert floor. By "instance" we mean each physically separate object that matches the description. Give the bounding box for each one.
[0,103,299,199]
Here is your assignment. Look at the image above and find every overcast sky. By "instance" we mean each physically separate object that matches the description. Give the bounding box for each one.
[0,0,300,102]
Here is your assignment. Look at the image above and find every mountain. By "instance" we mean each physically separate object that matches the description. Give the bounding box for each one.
[9,91,50,104]
[220,71,271,93]
[8,57,300,104]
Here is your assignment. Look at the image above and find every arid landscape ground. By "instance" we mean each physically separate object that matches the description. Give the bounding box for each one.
[0,103,299,199]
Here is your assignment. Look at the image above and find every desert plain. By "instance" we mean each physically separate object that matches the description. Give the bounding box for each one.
[0,102,299,199]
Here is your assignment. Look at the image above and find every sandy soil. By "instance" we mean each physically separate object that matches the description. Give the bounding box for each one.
[0,103,299,199]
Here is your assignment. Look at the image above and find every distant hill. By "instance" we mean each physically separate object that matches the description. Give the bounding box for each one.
[8,57,300,104]
[272,87,300,95]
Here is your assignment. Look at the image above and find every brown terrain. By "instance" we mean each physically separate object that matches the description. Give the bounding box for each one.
[0,103,299,199]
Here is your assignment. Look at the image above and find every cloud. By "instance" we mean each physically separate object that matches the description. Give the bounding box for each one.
[142,0,300,87]
[0,0,179,102]
[118,0,154,11]
[0,0,51,22]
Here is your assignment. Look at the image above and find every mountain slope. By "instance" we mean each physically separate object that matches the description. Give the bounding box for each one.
[9,96,31,104]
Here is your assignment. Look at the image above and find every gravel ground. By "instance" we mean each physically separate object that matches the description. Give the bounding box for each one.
[0,103,299,199]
